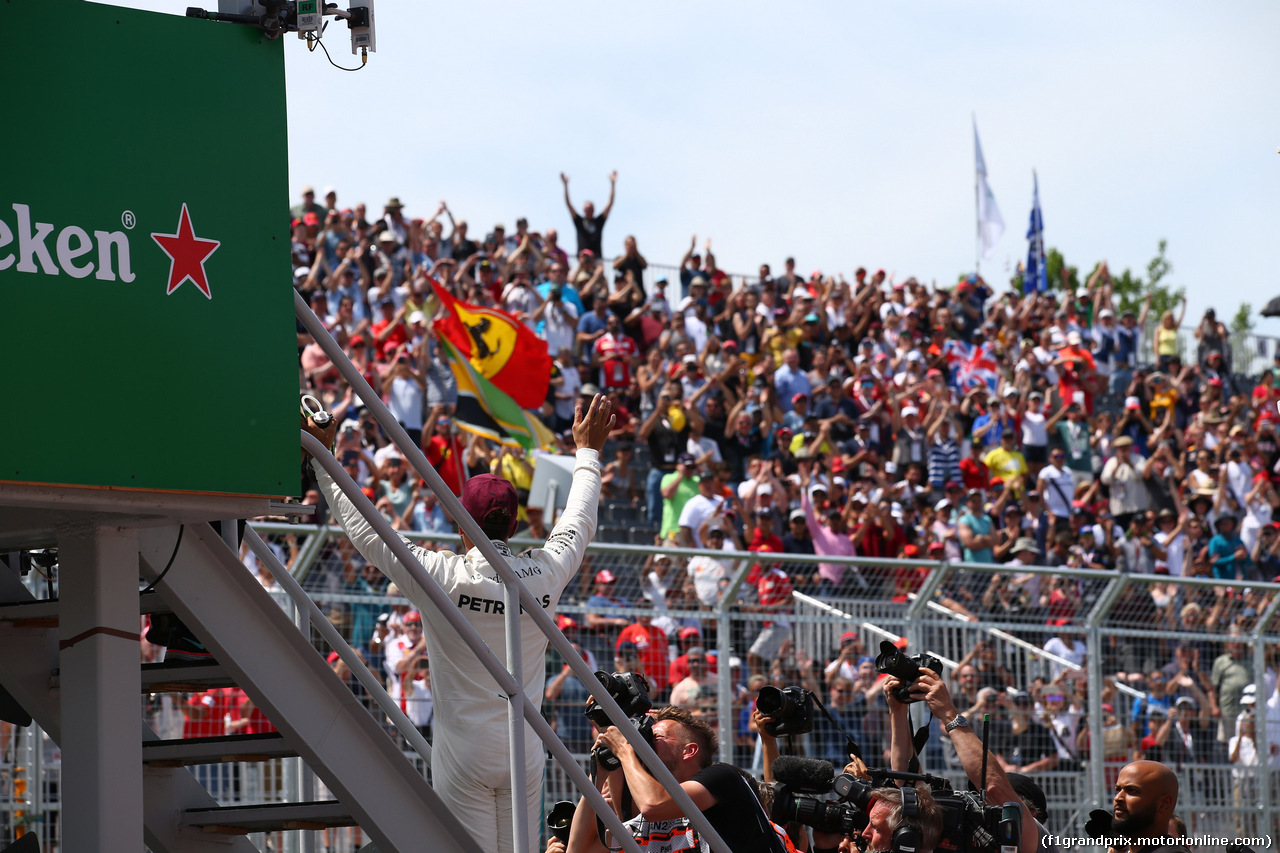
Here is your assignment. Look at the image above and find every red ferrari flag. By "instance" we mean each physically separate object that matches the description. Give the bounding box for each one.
[429,279,552,410]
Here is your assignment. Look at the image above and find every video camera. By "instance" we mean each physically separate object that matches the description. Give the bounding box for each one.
[875,640,943,704]
[583,670,653,772]
[770,758,1022,853]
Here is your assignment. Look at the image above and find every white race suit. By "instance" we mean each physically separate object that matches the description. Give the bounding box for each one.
[314,448,601,853]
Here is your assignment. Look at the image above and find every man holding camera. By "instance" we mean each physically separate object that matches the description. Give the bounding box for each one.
[569,706,788,853]
[306,395,613,853]
[884,670,1040,853]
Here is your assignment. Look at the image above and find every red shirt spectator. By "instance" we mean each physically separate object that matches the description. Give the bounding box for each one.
[370,300,409,361]
[183,688,237,739]
[425,424,464,495]
[960,452,989,491]
[594,331,639,389]
[616,621,669,690]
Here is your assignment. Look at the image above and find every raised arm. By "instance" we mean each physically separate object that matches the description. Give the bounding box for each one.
[539,396,613,583]
[559,172,578,219]
[600,171,618,219]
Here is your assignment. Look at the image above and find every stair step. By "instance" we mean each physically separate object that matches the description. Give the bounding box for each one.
[141,659,235,693]
[181,800,355,833]
[144,732,294,766]
[0,591,173,625]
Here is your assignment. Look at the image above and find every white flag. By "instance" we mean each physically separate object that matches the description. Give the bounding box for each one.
[974,120,1004,258]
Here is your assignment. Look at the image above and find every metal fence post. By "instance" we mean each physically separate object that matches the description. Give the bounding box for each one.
[717,557,754,763]
[906,561,948,656]
[1084,572,1126,811]
[289,524,329,584]
[1249,593,1280,834]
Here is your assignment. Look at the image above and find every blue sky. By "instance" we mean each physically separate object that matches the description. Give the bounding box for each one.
[108,1,1280,327]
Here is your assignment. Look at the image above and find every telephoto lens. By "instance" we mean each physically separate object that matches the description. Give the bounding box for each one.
[547,801,575,843]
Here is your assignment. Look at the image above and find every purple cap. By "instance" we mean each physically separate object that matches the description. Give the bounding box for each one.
[461,474,519,537]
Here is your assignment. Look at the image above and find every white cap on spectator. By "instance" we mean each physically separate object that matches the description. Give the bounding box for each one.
[1066,330,1083,346]
[833,476,847,487]
[790,509,806,522]
[1125,396,1142,410]
[1242,684,1257,705]
[682,354,698,365]
[786,474,801,485]
[323,186,336,196]
[905,350,923,362]
[1099,308,1115,319]
[757,484,773,495]
[901,406,919,418]
[884,461,898,475]
[408,311,425,325]
[808,483,827,497]
[1002,387,1019,398]
[935,498,952,511]
[890,502,903,519]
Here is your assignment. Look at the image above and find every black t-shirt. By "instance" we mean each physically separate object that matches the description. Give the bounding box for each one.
[572,211,607,257]
[718,429,764,483]
[692,762,788,853]
[991,718,1056,766]
[648,421,689,471]
[615,255,647,300]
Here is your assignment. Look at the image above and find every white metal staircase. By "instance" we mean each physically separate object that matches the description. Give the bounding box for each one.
[0,290,737,853]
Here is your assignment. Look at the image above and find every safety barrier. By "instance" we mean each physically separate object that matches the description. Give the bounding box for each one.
[11,529,1280,849]
[250,525,1280,839]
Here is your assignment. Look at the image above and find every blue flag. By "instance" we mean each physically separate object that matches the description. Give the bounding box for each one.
[1024,171,1047,294]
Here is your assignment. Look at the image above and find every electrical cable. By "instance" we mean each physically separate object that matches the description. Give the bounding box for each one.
[314,33,367,72]
[139,524,184,595]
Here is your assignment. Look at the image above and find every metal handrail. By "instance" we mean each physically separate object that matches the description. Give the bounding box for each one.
[243,527,434,762]
[297,292,733,853]
[791,592,922,653]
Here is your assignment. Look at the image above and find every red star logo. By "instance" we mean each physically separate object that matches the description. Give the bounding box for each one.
[151,203,221,299]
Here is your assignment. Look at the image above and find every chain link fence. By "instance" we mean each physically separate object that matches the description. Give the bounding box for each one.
[9,524,1280,850]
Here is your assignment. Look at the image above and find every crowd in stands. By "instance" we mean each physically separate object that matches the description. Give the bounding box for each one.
[174,179,1280,790]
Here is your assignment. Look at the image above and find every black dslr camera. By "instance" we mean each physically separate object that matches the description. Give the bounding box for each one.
[584,671,654,771]
[755,685,815,737]
[874,640,943,704]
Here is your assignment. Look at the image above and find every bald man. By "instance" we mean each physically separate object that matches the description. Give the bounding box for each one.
[1111,760,1189,853]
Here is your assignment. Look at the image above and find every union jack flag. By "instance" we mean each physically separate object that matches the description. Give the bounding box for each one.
[942,340,1000,393]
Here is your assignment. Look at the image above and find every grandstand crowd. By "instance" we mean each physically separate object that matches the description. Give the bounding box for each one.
[196,180,1280,786]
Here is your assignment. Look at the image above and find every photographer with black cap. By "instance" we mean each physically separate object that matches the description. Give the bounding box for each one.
[883,668,1041,853]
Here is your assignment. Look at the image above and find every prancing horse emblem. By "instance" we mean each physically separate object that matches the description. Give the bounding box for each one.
[455,304,517,376]
[466,317,497,360]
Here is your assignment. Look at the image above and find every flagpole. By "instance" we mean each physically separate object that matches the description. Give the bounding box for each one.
[973,114,980,275]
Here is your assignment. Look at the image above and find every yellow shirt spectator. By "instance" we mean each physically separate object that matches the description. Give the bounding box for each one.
[983,444,1028,496]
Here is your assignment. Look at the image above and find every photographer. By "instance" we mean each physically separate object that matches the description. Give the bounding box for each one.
[571,706,788,853]
[884,670,1040,853]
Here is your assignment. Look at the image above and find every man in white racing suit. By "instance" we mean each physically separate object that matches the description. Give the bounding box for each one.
[306,395,614,853]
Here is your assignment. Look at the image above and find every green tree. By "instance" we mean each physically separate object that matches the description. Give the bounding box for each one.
[1099,239,1182,321]
[1231,302,1254,334]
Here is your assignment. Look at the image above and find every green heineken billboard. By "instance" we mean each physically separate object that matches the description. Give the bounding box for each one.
[0,0,297,498]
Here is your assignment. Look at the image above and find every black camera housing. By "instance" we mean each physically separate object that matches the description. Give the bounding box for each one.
[769,783,865,837]
[756,685,814,737]
[583,670,654,771]
[833,770,1021,853]
[874,640,943,703]
[584,671,652,729]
